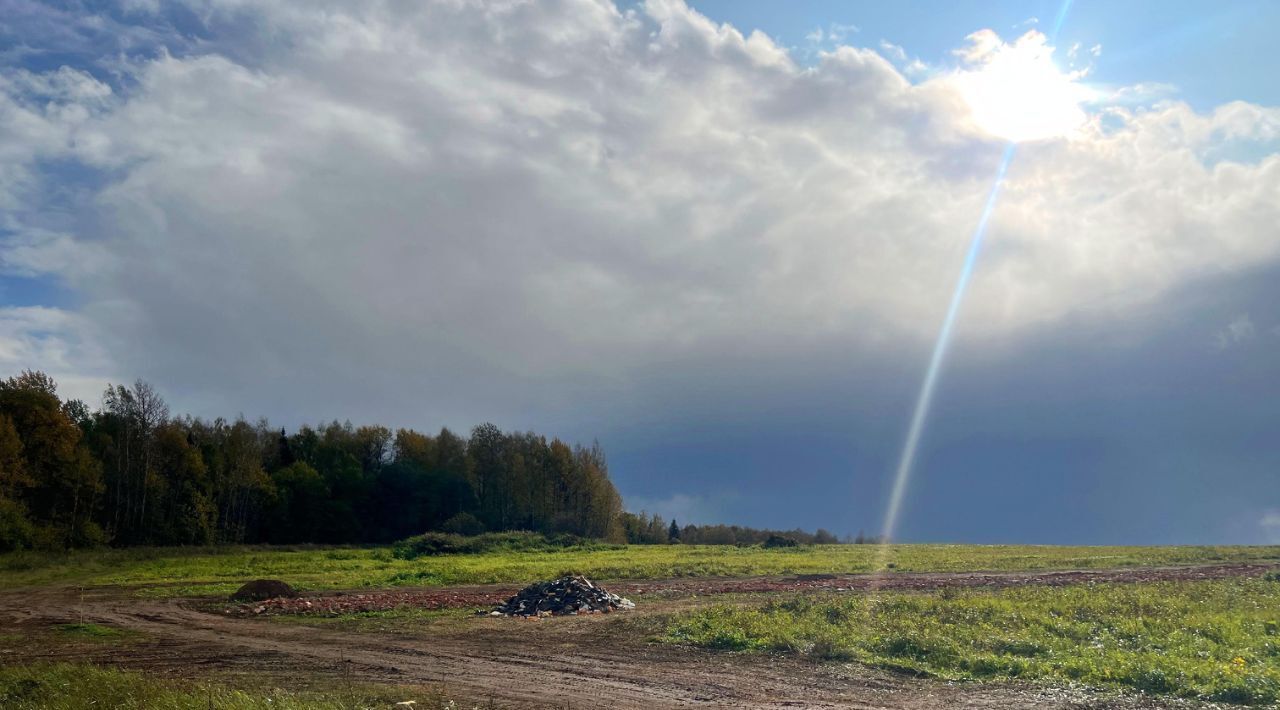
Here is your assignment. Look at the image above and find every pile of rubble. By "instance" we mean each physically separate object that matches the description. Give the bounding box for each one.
[487,575,635,617]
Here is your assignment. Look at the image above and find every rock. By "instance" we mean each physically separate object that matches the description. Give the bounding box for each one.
[230,579,298,602]
[485,575,635,617]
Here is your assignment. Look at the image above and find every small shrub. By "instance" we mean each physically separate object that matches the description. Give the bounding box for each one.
[809,638,854,660]
[0,499,35,553]
[439,512,485,536]
[763,535,798,549]
[392,532,470,558]
[990,638,1048,658]
[875,635,951,662]
[0,551,37,572]
[1126,667,1177,694]
[391,531,618,559]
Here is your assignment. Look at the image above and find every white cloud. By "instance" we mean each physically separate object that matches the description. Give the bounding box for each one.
[120,0,161,15]
[827,23,860,42]
[0,229,112,279]
[0,307,113,404]
[948,30,1093,141]
[879,40,907,62]
[624,493,724,525]
[877,40,928,78]
[0,66,113,212]
[0,0,1278,424]
[804,22,859,54]
[1262,510,1280,543]
[1104,82,1179,105]
[1214,314,1257,350]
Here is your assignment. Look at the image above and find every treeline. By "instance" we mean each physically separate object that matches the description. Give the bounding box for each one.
[617,511,841,545]
[0,371,622,550]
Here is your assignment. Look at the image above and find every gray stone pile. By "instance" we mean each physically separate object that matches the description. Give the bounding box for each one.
[488,575,635,617]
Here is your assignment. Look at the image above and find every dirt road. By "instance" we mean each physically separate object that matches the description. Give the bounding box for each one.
[4,563,1274,709]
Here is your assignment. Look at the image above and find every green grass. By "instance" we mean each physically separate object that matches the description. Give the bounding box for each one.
[53,622,127,639]
[0,663,482,709]
[2,543,1277,597]
[393,530,619,558]
[666,577,1280,705]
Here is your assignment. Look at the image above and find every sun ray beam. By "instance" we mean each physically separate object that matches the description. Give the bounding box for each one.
[877,142,1015,550]
[874,1,1074,565]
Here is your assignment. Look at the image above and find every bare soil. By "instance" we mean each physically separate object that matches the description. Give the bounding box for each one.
[224,561,1280,617]
[3,562,1275,709]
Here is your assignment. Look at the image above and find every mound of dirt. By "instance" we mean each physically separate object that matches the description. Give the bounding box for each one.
[230,579,298,602]
[488,575,634,617]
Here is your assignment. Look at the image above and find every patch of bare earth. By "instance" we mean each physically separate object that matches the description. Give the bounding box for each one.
[226,561,1280,617]
[3,562,1276,709]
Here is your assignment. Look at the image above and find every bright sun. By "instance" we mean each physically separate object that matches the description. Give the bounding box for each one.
[953,30,1092,143]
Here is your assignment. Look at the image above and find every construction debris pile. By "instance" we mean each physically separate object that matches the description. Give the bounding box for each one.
[488,575,635,617]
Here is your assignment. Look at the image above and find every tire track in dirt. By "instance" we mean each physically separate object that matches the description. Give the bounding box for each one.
[4,562,1275,709]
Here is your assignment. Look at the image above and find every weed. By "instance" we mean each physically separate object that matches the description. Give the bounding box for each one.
[0,664,487,709]
[666,579,1280,705]
[53,622,123,638]
[1,543,1276,598]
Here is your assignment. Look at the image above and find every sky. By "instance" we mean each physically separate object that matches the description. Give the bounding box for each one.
[1,0,1278,544]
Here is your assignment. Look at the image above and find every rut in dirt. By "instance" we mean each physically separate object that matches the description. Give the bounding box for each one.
[3,561,1276,709]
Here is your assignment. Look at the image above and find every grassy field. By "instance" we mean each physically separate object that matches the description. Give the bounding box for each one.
[0,663,479,709]
[666,577,1280,705]
[3,546,1280,707]
[2,544,1278,597]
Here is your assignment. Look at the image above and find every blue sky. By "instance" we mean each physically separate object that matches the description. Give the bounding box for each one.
[2,0,1278,544]
[689,0,1280,109]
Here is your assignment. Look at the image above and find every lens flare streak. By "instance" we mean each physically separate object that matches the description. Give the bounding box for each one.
[878,142,1016,549]
[875,0,1073,561]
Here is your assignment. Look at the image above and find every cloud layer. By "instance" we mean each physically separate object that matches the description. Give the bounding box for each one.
[1,0,1278,539]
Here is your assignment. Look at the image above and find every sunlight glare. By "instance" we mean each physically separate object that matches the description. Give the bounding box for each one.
[954,30,1091,142]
